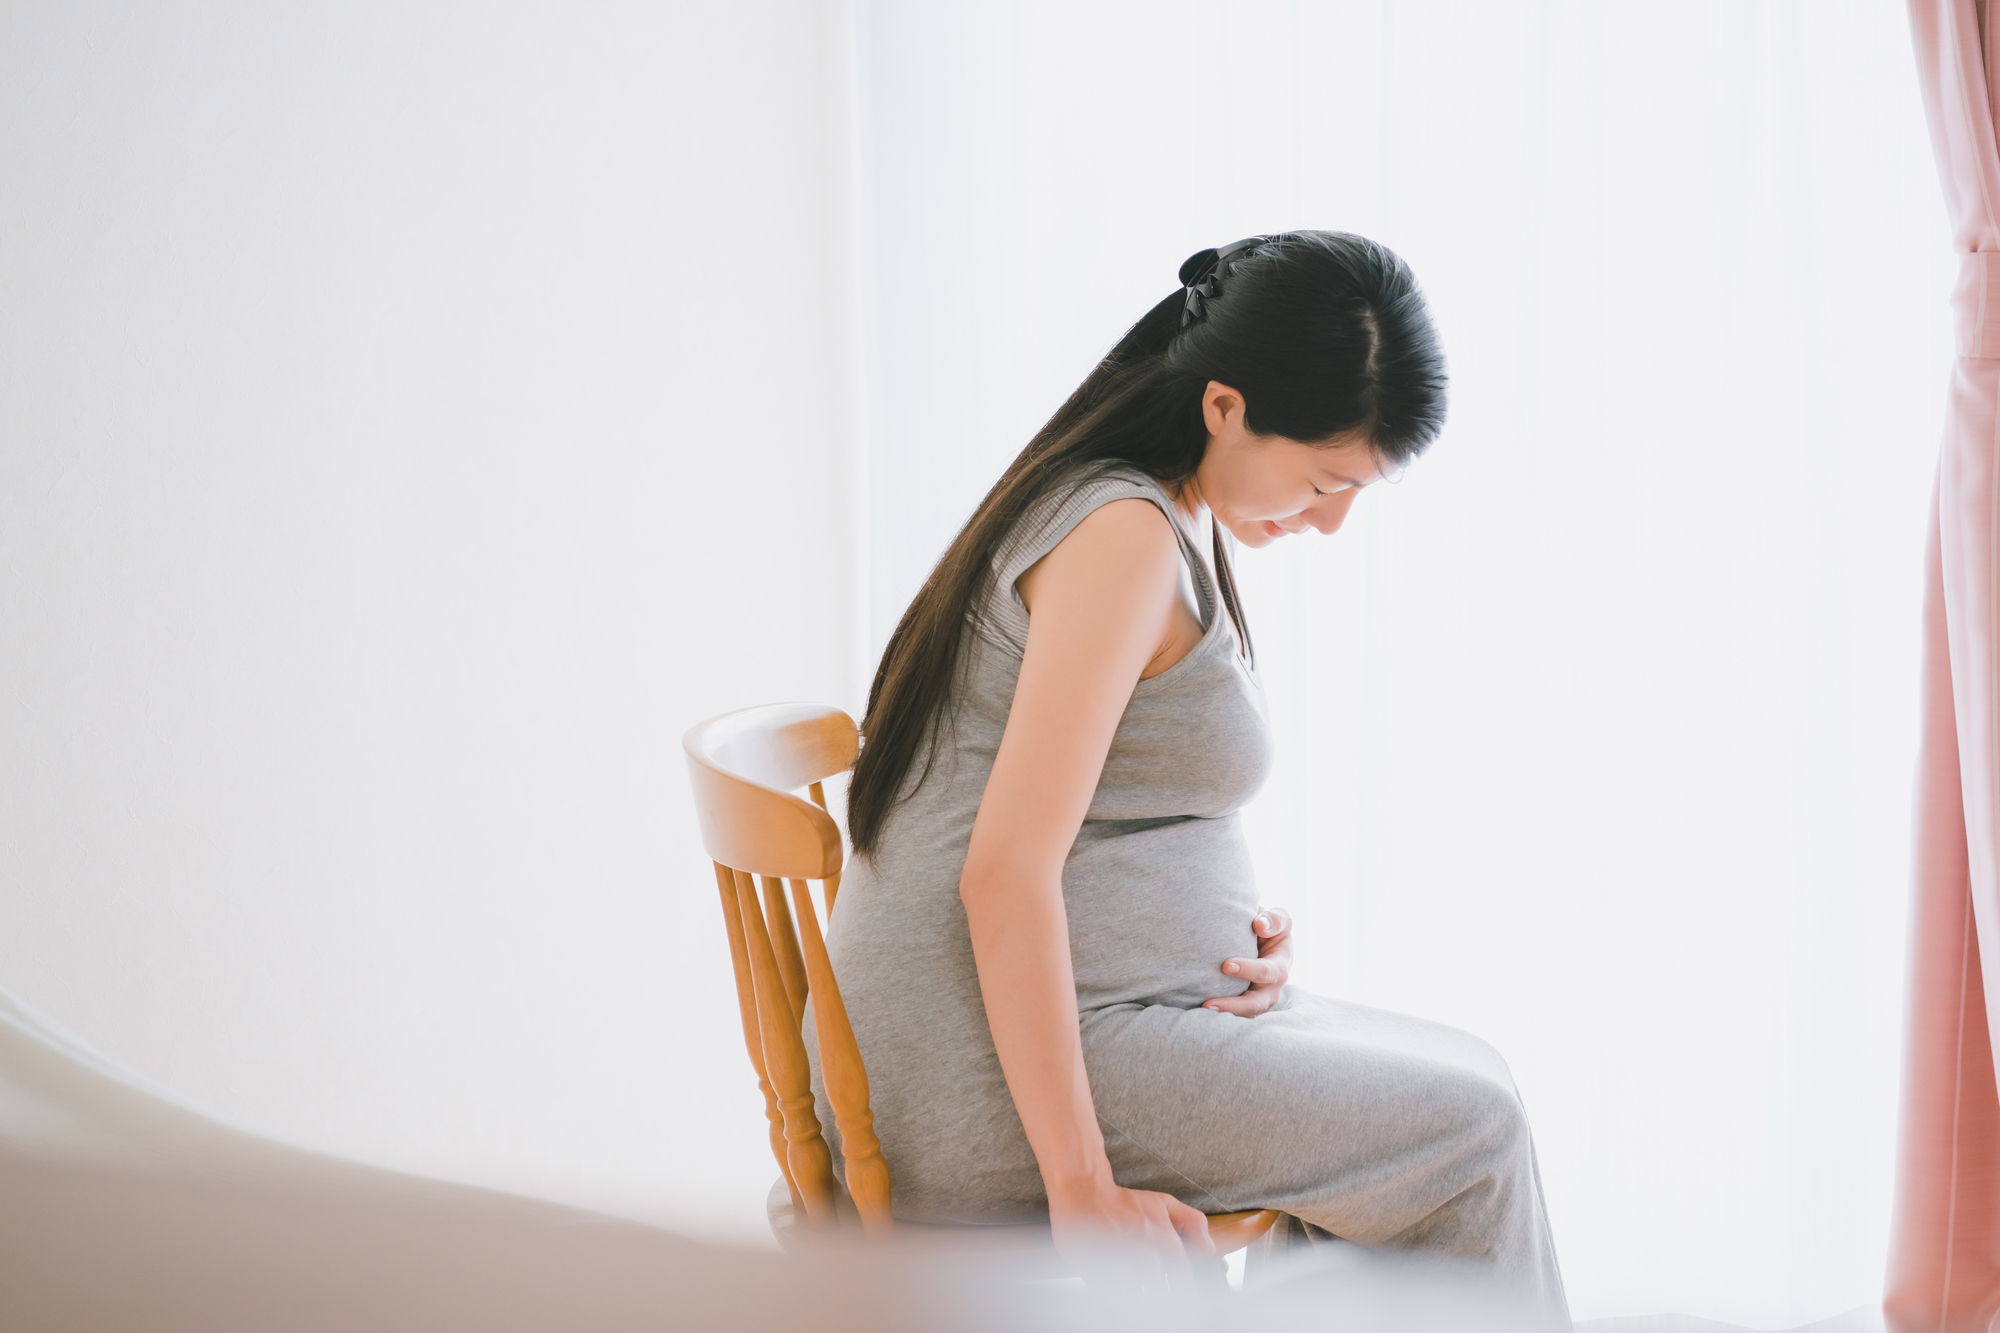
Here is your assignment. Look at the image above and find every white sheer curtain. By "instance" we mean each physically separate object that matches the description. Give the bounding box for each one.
[855,2,1949,1324]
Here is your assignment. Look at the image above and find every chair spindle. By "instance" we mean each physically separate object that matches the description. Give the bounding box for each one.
[760,874,811,1028]
[731,867,838,1224]
[713,862,799,1212]
[787,877,893,1234]
[806,783,841,915]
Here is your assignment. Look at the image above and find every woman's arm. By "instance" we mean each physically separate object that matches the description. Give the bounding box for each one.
[959,498,1212,1269]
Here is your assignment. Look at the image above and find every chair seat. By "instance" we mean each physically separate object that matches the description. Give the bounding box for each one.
[766,1177,1280,1266]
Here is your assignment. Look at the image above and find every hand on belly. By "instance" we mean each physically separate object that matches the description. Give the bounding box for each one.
[1200,906,1293,1017]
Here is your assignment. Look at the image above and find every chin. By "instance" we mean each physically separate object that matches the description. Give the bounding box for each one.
[1228,521,1280,549]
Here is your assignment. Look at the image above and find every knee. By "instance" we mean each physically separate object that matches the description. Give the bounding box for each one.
[1441,1062,1532,1164]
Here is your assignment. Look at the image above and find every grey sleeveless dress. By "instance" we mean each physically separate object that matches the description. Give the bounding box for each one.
[810,467,1566,1310]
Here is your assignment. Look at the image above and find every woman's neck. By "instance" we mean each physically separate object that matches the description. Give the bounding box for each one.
[1169,475,1210,528]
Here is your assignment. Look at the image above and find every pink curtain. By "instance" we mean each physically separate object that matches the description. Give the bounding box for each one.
[1894,3,2000,1328]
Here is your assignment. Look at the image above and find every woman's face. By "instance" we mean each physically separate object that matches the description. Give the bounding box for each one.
[1187,381,1387,548]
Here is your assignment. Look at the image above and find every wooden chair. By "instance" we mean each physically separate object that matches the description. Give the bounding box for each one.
[682,702,1282,1261]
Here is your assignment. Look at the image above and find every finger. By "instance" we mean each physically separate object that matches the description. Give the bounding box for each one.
[1202,987,1277,1017]
[1221,956,1285,985]
[1255,921,1293,965]
[1167,1198,1215,1256]
[1143,1213,1191,1272]
[1254,907,1294,938]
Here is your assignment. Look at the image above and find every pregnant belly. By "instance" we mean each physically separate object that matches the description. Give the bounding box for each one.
[1062,814,1262,1012]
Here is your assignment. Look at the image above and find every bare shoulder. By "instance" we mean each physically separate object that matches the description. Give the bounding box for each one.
[1017,497,1180,613]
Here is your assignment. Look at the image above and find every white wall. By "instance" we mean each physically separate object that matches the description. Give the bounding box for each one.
[0,1,861,1238]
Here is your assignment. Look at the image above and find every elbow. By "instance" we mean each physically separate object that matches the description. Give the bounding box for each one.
[959,860,1001,909]
[958,851,1056,913]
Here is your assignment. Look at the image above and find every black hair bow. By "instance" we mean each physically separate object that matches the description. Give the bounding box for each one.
[1179,236,1269,329]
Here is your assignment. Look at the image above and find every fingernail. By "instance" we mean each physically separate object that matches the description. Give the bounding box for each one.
[1256,915,1270,929]
[1224,961,1239,974]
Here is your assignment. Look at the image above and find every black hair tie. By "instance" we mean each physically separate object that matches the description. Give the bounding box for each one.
[1179,236,1269,329]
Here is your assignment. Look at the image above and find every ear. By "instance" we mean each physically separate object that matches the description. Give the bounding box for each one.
[1201,381,1248,437]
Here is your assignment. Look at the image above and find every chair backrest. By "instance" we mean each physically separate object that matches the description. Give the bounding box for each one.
[682,703,892,1237]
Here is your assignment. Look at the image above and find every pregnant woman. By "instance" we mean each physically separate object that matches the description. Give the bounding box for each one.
[813,231,1566,1312]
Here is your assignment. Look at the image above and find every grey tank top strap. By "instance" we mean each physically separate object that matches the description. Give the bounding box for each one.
[978,467,1217,657]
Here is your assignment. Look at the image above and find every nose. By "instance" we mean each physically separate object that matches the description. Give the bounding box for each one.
[1307,487,1362,535]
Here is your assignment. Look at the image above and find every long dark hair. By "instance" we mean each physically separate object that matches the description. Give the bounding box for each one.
[847,230,1447,856]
